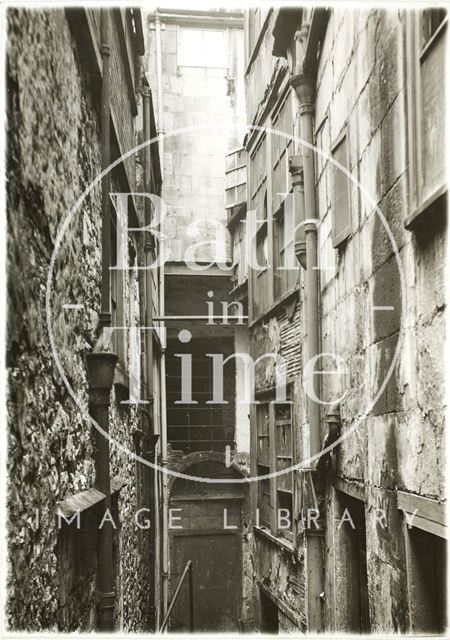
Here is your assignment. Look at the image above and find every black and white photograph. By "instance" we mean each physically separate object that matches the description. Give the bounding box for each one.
[1,2,448,636]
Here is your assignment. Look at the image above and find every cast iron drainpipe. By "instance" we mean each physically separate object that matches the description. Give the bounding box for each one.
[100,9,112,331]
[86,10,116,632]
[289,155,307,270]
[142,84,162,630]
[290,71,321,459]
[154,8,169,618]
[290,68,324,632]
[86,352,117,632]
[142,86,154,415]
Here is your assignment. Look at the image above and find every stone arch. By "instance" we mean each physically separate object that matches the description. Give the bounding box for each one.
[167,450,248,496]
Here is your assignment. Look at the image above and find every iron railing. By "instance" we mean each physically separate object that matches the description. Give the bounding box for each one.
[159,560,194,633]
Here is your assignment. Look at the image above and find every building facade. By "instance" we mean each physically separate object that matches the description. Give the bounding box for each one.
[5,5,447,636]
[6,7,162,632]
[145,9,254,632]
[243,6,447,634]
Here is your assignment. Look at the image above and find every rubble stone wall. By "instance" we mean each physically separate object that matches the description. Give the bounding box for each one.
[6,8,152,632]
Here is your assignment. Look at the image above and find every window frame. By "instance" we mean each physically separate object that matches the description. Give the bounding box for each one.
[177,26,228,69]
[254,390,294,542]
[405,10,447,225]
[330,124,352,248]
[109,198,133,375]
[272,197,297,301]
[248,89,301,322]
[248,131,273,320]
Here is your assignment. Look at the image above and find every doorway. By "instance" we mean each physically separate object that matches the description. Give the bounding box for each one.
[168,461,247,632]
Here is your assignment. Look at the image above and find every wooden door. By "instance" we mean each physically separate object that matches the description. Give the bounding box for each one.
[170,529,241,632]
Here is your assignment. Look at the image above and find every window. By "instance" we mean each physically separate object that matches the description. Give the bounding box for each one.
[225,147,247,210]
[255,394,294,540]
[406,11,447,222]
[246,90,298,320]
[249,134,270,319]
[256,194,268,270]
[331,126,351,248]
[400,492,448,633]
[337,493,370,632]
[271,91,294,214]
[273,198,297,300]
[273,403,293,538]
[256,402,271,531]
[406,527,446,633]
[270,91,298,300]
[257,465,271,529]
[110,196,134,372]
[421,9,447,47]
[110,207,123,360]
[275,402,293,538]
[178,28,227,68]
[245,8,271,66]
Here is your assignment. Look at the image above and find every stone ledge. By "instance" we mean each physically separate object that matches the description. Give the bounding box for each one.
[404,183,447,231]
[397,490,446,539]
[57,476,127,517]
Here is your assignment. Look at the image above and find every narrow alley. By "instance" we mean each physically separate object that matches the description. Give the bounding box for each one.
[4,5,447,636]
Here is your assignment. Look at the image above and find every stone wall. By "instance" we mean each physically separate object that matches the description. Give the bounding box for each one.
[244,6,446,634]
[7,9,101,628]
[145,17,245,265]
[6,8,154,632]
[313,8,446,632]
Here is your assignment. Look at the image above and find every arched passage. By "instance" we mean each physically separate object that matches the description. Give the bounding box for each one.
[167,453,251,632]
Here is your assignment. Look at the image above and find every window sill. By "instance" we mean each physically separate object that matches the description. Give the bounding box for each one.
[253,524,295,553]
[397,491,447,539]
[404,184,447,231]
[332,226,351,249]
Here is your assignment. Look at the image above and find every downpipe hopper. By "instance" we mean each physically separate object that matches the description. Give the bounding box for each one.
[289,21,314,109]
[289,70,315,110]
[317,403,342,473]
[325,402,341,446]
[288,154,307,270]
[86,352,118,395]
